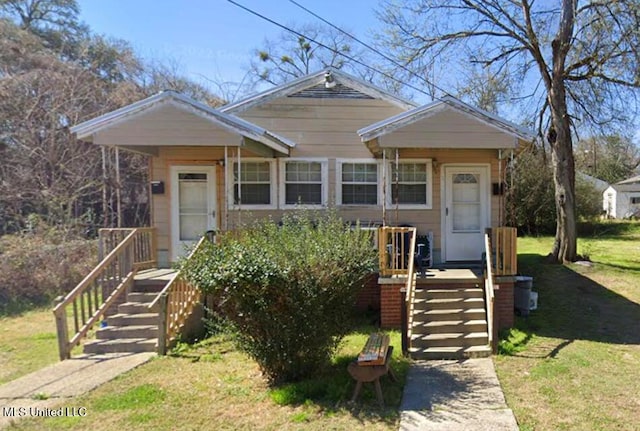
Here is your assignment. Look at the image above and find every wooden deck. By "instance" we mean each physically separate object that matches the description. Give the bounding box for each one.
[379,266,482,286]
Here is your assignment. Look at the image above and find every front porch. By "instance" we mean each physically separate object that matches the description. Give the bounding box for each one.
[375,226,518,359]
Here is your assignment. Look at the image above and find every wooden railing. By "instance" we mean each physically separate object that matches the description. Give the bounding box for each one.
[53,230,138,360]
[483,233,496,349]
[99,227,157,270]
[151,236,207,355]
[378,226,414,277]
[403,228,417,354]
[488,227,517,276]
[379,226,417,354]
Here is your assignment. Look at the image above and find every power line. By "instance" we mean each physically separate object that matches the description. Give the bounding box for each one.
[226,0,434,98]
[287,0,453,98]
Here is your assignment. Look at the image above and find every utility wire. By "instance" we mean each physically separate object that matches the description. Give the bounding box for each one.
[287,0,453,98]
[226,0,433,98]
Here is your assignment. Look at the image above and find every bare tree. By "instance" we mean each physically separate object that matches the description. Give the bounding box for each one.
[248,23,368,86]
[575,135,640,184]
[378,0,640,262]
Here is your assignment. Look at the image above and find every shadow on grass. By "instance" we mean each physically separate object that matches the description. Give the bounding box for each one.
[501,252,640,357]
[268,324,411,423]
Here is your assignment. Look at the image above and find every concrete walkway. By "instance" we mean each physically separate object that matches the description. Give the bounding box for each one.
[0,352,154,429]
[399,358,519,431]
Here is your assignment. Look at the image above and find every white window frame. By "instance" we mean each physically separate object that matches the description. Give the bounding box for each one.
[227,158,277,210]
[386,159,433,209]
[279,158,329,208]
[631,196,640,205]
[336,159,382,206]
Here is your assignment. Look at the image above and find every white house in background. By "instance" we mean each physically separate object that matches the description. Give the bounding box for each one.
[577,172,609,194]
[603,175,640,218]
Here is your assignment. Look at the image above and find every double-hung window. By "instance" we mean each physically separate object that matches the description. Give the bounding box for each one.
[230,160,275,208]
[338,161,379,205]
[281,160,327,206]
[390,161,432,208]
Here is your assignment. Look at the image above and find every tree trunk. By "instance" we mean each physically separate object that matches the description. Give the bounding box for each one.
[547,0,578,263]
[548,118,577,263]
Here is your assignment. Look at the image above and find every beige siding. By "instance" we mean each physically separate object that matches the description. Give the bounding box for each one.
[378,109,516,149]
[143,98,509,264]
[238,98,406,159]
[151,147,228,265]
[95,104,244,147]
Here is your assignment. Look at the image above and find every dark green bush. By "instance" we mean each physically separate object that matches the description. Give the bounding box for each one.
[183,211,377,383]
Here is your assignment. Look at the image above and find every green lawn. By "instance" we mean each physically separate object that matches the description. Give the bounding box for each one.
[3,221,639,430]
[8,326,409,431]
[495,221,640,431]
[0,307,59,384]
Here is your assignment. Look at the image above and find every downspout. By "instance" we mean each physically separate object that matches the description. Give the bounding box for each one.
[382,148,387,226]
[498,149,503,226]
[510,148,515,226]
[237,145,242,227]
[224,146,228,232]
[395,149,399,226]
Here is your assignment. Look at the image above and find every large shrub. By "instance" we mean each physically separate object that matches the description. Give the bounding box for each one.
[184,211,377,383]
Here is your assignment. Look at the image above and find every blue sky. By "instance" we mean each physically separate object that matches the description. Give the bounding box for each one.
[77,0,381,87]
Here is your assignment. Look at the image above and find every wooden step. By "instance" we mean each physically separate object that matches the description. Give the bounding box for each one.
[131,281,166,293]
[414,288,484,300]
[411,332,489,348]
[413,297,485,311]
[84,338,157,354]
[95,325,158,340]
[416,308,487,321]
[118,301,159,314]
[408,345,492,360]
[411,319,488,334]
[126,292,160,303]
[107,313,159,327]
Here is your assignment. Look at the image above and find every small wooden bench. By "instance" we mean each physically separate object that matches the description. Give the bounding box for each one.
[348,334,397,407]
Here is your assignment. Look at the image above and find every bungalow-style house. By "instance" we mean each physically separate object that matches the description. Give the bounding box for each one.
[603,175,640,219]
[56,69,533,361]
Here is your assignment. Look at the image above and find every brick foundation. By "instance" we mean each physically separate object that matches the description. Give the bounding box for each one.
[355,273,380,311]
[380,282,404,329]
[494,281,515,330]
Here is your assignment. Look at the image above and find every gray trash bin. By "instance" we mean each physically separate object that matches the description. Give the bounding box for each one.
[514,276,533,316]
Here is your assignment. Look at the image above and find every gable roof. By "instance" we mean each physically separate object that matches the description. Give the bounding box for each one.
[71,90,295,155]
[357,95,535,144]
[610,175,640,192]
[220,68,417,114]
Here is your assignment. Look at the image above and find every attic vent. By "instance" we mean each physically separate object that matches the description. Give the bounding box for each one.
[289,83,374,99]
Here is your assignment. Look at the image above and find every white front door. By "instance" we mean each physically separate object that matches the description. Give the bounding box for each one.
[170,166,217,261]
[443,166,489,261]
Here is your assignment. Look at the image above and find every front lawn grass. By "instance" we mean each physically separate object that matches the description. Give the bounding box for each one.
[9,326,408,431]
[495,221,640,431]
[0,307,59,384]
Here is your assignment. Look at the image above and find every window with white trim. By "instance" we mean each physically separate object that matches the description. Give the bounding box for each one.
[230,160,275,207]
[339,162,379,205]
[390,161,432,207]
[631,196,640,205]
[282,160,324,205]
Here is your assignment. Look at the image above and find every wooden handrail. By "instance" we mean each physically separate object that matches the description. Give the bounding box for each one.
[484,233,495,349]
[404,228,417,353]
[490,227,517,276]
[378,226,414,276]
[153,236,208,355]
[99,227,157,270]
[53,229,139,360]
